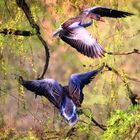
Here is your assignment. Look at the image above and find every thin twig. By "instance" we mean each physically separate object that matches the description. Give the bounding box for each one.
[83,63,140,84]
[78,109,107,131]
[131,126,140,140]
[65,127,76,137]
[37,35,50,79]
[16,0,50,79]
[0,29,34,36]
[0,87,43,124]
[126,76,140,83]
[4,0,12,17]
[91,117,107,131]
[105,64,138,105]
[106,49,140,55]
[102,30,140,44]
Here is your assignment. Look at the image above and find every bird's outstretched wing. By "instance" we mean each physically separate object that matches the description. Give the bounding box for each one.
[60,96,78,126]
[18,77,63,108]
[60,24,104,58]
[17,76,78,126]
[82,6,134,18]
[68,65,104,105]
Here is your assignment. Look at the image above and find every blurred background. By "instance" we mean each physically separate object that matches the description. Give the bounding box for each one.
[0,0,140,139]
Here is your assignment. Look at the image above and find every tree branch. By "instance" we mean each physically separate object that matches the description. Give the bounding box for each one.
[105,64,138,105]
[78,109,107,131]
[0,29,34,36]
[125,75,140,83]
[16,0,50,79]
[65,108,107,137]
[16,0,40,33]
[65,127,76,137]
[106,49,140,56]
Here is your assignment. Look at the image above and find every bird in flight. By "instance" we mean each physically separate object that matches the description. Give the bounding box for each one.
[53,6,133,58]
[17,64,104,126]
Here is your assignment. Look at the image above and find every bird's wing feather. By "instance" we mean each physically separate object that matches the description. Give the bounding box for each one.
[60,25,104,58]
[82,6,134,18]
[68,65,104,104]
[21,79,63,107]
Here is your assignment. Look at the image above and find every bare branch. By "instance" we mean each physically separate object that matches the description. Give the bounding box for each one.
[0,28,34,36]
[16,0,50,79]
[83,63,140,84]
[37,35,50,79]
[125,76,140,83]
[105,64,138,105]
[131,126,140,140]
[65,127,76,137]
[106,49,140,56]
[65,108,107,137]
[16,0,40,33]
[0,88,43,124]
[78,109,107,131]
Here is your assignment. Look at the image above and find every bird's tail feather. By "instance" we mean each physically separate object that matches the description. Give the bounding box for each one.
[60,96,78,126]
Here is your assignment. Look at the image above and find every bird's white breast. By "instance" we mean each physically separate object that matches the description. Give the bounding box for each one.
[68,22,80,29]
[74,27,96,46]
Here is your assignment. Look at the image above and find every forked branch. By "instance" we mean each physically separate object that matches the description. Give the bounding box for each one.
[105,64,138,105]
[16,0,50,79]
[78,108,107,131]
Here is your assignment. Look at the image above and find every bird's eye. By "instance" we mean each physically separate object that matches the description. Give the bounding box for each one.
[96,15,101,20]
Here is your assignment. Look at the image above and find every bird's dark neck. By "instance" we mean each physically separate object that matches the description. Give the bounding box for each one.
[63,86,69,95]
[63,86,84,107]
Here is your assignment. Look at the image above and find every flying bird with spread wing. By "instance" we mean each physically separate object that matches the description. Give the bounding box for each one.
[53,6,134,58]
[17,65,104,126]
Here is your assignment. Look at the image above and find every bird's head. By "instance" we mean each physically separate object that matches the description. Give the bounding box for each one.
[90,14,105,22]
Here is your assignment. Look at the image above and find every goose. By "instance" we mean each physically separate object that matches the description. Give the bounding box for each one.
[17,64,104,126]
[53,6,133,58]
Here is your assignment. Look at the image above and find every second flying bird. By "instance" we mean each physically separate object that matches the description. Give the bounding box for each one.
[53,6,133,58]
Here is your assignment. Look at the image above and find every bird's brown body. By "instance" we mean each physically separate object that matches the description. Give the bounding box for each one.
[53,6,133,58]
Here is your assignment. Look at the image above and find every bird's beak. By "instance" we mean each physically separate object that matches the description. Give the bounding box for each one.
[99,17,105,22]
